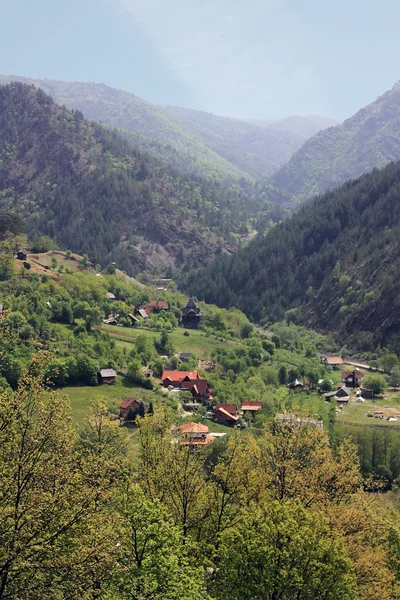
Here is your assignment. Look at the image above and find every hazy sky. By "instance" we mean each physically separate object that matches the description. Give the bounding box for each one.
[2,0,400,120]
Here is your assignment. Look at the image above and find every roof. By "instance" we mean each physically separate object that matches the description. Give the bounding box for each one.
[120,397,139,410]
[103,317,118,324]
[174,422,209,434]
[142,305,155,315]
[128,313,139,322]
[106,292,116,299]
[161,370,199,383]
[178,352,193,360]
[149,300,169,310]
[181,298,201,317]
[323,390,338,398]
[181,379,211,395]
[100,368,117,378]
[138,309,148,319]
[337,385,351,396]
[325,356,344,365]
[215,407,239,421]
[215,403,237,415]
[242,401,262,411]
[342,370,363,378]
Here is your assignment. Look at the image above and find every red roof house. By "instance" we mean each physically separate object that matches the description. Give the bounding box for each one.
[215,403,239,425]
[342,370,363,387]
[119,398,139,417]
[181,378,213,401]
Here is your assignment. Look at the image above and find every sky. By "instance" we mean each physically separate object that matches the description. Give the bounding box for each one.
[1,0,400,120]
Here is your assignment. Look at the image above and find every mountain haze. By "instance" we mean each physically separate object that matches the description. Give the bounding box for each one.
[270,81,400,203]
[0,74,334,181]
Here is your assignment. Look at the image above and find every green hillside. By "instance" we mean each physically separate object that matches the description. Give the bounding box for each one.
[0,82,274,274]
[270,81,400,203]
[185,160,400,352]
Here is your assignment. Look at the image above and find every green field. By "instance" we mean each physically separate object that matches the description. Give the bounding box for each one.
[98,324,236,359]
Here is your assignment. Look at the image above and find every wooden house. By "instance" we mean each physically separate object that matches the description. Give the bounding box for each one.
[215,403,239,426]
[99,368,117,385]
[241,401,262,414]
[181,378,213,402]
[180,298,202,329]
[173,422,212,446]
[119,398,139,418]
[342,370,363,387]
[360,387,374,399]
[324,356,344,369]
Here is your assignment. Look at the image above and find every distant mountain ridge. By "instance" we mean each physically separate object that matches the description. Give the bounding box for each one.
[0,74,335,181]
[269,81,400,203]
[0,82,274,274]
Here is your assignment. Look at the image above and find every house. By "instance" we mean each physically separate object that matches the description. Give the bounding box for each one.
[99,368,117,384]
[173,422,212,446]
[106,292,116,300]
[181,378,213,402]
[119,398,139,418]
[276,413,323,429]
[103,316,118,325]
[161,370,200,388]
[177,352,193,363]
[360,387,374,399]
[138,309,149,320]
[323,390,339,402]
[324,356,344,368]
[336,385,351,398]
[180,298,202,329]
[342,370,363,387]
[149,300,169,312]
[241,401,262,414]
[215,403,239,425]
[16,250,27,260]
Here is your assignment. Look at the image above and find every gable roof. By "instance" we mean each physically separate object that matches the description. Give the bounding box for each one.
[342,370,363,378]
[181,379,211,395]
[149,300,169,310]
[215,407,239,421]
[181,298,201,317]
[138,309,148,319]
[337,385,351,396]
[106,292,116,299]
[241,401,262,411]
[162,370,199,383]
[128,313,139,322]
[325,356,344,365]
[100,368,117,378]
[215,403,237,415]
[174,422,209,434]
[119,397,139,410]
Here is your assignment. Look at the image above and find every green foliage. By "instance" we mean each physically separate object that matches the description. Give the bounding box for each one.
[186,160,400,350]
[362,373,387,395]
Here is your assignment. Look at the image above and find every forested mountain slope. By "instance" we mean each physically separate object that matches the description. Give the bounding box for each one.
[0,82,271,274]
[270,81,400,203]
[0,74,333,181]
[185,161,400,351]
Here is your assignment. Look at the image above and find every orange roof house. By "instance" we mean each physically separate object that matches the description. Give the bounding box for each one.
[161,370,200,387]
[173,421,213,446]
[324,356,344,368]
[241,401,262,412]
[181,378,213,401]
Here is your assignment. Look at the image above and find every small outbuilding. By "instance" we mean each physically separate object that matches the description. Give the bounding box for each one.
[99,368,117,385]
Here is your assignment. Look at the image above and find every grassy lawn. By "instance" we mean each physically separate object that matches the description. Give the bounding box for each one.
[336,395,400,428]
[98,324,236,359]
[59,377,162,426]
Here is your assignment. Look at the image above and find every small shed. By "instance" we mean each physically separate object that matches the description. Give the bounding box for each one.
[106,292,116,300]
[99,368,117,385]
[16,250,27,261]
[119,397,139,418]
[104,316,118,325]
